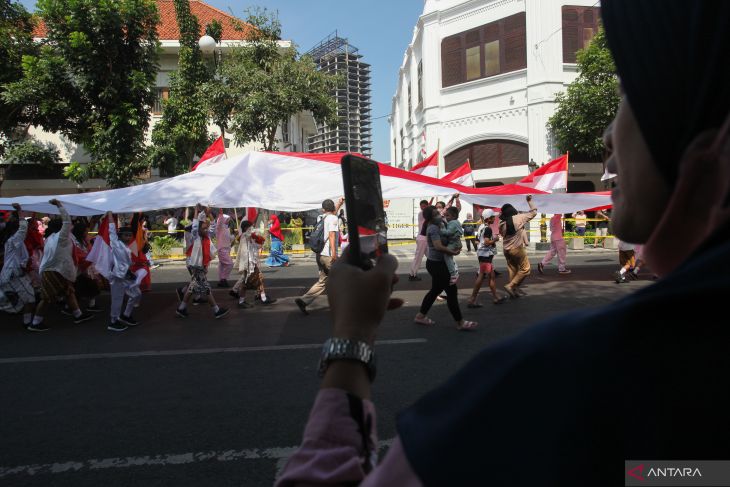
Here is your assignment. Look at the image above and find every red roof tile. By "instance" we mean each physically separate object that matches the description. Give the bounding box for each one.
[32,0,254,41]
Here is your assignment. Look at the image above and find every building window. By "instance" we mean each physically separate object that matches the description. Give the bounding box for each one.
[441,12,526,88]
[465,45,481,80]
[282,120,290,143]
[417,61,423,105]
[407,82,412,117]
[484,40,500,77]
[152,87,169,115]
[444,139,528,172]
[562,5,601,63]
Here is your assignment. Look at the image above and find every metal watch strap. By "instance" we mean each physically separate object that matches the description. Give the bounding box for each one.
[318,338,376,382]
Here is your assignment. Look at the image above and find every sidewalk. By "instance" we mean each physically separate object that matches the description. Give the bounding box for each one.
[154,241,616,267]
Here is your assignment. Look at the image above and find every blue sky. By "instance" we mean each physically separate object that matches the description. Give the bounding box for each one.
[19,0,425,162]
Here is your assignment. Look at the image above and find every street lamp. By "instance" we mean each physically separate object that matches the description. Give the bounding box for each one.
[198,34,217,54]
[198,34,222,69]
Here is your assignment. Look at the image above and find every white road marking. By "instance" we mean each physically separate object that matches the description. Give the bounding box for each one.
[0,439,396,479]
[0,339,427,365]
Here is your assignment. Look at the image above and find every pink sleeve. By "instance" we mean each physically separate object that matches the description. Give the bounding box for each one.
[276,388,422,487]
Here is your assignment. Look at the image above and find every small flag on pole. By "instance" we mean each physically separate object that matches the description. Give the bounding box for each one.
[191,136,227,171]
[517,154,568,193]
[442,160,474,187]
[410,150,439,178]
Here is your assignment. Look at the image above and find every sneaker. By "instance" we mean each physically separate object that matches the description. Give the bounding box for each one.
[558,269,572,275]
[86,304,103,313]
[176,287,186,302]
[537,262,545,275]
[260,297,277,305]
[192,297,206,306]
[614,271,627,284]
[214,307,230,319]
[217,279,229,288]
[27,323,50,332]
[107,321,128,332]
[150,264,161,270]
[176,307,189,318]
[408,275,422,281]
[73,312,94,324]
[294,298,309,315]
[229,290,240,299]
[118,314,138,326]
[60,306,73,317]
[238,301,253,309]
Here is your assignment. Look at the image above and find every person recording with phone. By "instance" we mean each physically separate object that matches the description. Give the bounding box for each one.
[277,1,730,484]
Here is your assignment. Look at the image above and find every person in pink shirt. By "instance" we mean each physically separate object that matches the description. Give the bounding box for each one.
[277,1,730,484]
[214,209,234,287]
[537,213,571,275]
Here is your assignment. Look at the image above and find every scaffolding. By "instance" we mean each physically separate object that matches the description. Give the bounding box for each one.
[305,31,372,157]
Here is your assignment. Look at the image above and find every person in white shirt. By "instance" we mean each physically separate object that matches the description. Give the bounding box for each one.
[164,212,179,240]
[537,214,572,275]
[229,220,277,307]
[105,212,143,332]
[175,204,229,319]
[295,197,343,315]
[0,203,36,326]
[29,200,93,331]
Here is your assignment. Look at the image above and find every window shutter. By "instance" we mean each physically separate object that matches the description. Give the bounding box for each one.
[562,7,581,63]
[503,12,526,72]
[472,141,500,169]
[501,141,528,166]
[441,35,464,87]
[445,147,470,172]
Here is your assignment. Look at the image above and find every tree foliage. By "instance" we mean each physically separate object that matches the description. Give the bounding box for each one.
[2,0,159,188]
[202,7,339,151]
[148,0,212,176]
[547,28,619,161]
[0,0,37,155]
[3,139,61,167]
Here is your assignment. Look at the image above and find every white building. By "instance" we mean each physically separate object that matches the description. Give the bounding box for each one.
[390,0,604,191]
[0,0,317,197]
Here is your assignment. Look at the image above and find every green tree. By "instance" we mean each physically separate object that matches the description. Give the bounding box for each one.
[547,28,619,161]
[0,0,37,156]
[2,0,159,188]
[148,0,212,176]
[202,8,339,151]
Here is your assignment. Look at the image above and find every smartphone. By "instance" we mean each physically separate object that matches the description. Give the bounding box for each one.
[340,155,388,269]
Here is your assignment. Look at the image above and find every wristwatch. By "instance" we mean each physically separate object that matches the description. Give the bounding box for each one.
[318,338,376,382]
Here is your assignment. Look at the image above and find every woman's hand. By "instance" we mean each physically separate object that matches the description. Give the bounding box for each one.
[327,249,402,345]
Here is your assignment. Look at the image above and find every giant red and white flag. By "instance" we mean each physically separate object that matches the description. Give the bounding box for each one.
[517,154,568,193]
[409,150,438,178]
[191,136,227,171]
[442,161,474,187]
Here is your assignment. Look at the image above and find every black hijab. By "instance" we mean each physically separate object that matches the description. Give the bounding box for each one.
[499,204,518,236]
[601,0,730,186]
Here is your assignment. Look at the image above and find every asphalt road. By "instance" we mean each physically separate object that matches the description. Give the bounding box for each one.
[0,247,650,486]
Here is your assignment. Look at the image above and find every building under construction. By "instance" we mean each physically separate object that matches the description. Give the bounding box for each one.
[306,32,372,157]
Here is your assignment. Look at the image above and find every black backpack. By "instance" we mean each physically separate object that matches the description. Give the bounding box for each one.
[309,216,326,254]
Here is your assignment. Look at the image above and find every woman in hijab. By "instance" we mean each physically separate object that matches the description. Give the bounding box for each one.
[277,1,730,485]
[498,195,537,298]
[265,214,290,267]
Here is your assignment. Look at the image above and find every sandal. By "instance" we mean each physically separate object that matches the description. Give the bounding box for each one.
[456,320,478,331]
[504,285,518,298]
[466,302,483,308]
[414,316,436,326]
[493,296,507,305]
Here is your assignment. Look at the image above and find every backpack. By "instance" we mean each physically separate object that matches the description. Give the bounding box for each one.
[309,216,326,254]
